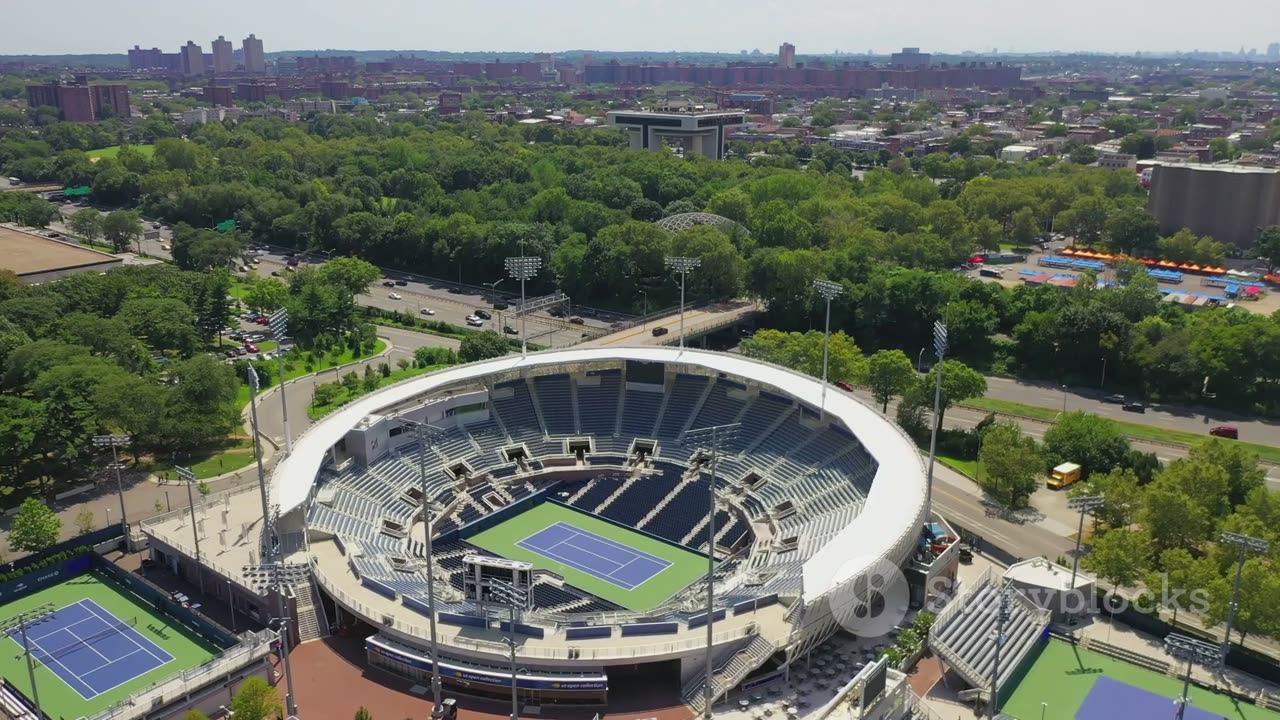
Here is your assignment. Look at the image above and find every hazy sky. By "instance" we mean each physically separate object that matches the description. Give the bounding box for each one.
[9,0,1280,56]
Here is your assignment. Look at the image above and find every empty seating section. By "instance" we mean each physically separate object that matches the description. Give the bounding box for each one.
[490,381,542,436]
[656,375,707,439]
[466,419,508,454]
[691,382,746,432]
[577,372,621,435]
[534,375,577,436]
[791,428,848,465]
[601,465,683,526]
[642,477,713,544]
[433,426,474,459]
[620,388,663,436]
[687,509,731,549]
[753,410,809,462]
[567,475,626,513]
[532,582,580,608]
[737,393,791,450]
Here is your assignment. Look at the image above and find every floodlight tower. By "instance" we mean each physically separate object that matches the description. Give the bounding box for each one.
[174,465,204,594]
[246,368,274,559]
[924,319,947,513]
[505,256,541,355]
[1165,633,1222,720]
[665,256,701,349]
[1219,531,1270,665]
[812,279,844,418]
[268,309,292,454]
[92,434,131,534]
[1066,495,1105,599]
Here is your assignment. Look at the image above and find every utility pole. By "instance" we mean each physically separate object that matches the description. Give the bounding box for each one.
[812,279,844,419]
[175,466,205,594]
[686,422,741,719]
[1164,633,1222,720]
[505,256,541,355]
[246,368,274,559]
[268,309,292,454]
[92,434,131,536]
[924,320,947,514]
[665,256,701,349]
[1219,531,1269,666]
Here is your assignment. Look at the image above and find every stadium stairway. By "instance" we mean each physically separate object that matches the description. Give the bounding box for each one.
[595,473,642,514]
[683,634,778,714]
[293,577,327,643]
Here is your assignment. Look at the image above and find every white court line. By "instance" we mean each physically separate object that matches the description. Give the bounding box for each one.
[73,648,168,700]
[22,634,97,699]
[61,626,111,663]
[551,521,673,569]
[77,597,174,666]
[22,613,106,644]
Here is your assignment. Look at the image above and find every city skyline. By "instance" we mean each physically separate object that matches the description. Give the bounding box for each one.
[6,0,1280,57]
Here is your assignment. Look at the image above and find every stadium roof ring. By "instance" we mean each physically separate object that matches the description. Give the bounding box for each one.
[655,212,750,236]
[276,346,928,668]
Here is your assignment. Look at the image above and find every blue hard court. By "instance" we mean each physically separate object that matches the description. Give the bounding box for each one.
[516,522,672,590]
[1076,676,1224,720]
[7,599,174,699]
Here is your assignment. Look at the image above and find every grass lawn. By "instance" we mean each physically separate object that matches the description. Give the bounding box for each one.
[469,503,708,611]
[308,363,451,419]
[938,454,978,479]
[0,571,219,720]
[86,144,155,159]
[144,436,256,480]
[962,397,1280,463]
[1003,638,1280,720]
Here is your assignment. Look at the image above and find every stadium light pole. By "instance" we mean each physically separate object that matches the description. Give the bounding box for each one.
[92,434,131,536]
[686,422,741,720]
[990,585,1010,716]
[398,416,450,719]
[175,465,205,595]
[1165,633,1222,720]
[16,613,44,720]
[1066,495,1105,609]
[924,319,947,514]
[247,368,274,561]
[491,580,527,720]
[1219,531,1270,666]
[505,256,541,355]
[812,279,844,418]
[666,256,701,349]
[268,309,292,455]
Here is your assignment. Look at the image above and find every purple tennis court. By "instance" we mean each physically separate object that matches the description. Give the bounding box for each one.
[1077,676,1224,720]
[516,522,673,590]
[6,599,173,699]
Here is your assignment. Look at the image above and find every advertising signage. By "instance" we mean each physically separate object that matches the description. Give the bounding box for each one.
[367,638,607,691]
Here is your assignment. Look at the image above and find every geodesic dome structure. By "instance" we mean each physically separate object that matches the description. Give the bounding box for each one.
[656,212,750,236]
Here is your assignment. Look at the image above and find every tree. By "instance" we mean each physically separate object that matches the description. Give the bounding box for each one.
[977,421,1042,509]
[354,708,373,720]
[1042,412,1132,480]
[1068,145,1099,165]
[1105,206,1159,256]
[1255,225,1280,274]
[243,277,289,313]
[918,359,987,433]
[101,210,143,253]
[182,712,210,720]
[1187,438,1265,508]
[229,676,281,720]
[9,497,62,553]
[117,297,199,356]
[1008,207,1040,246]
[1083,527,1150,588]
[867,349,916,412]
[75,509,96,535]
[458,331,511,363]
[1146,548,1215,627]
[739,329,870,386]
[1076,467,1142,530]
[318,256,381,296]
[68,208,103,244]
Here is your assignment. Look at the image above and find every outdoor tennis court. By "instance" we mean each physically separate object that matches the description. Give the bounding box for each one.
[469,502,708,611]
[516,522,672,590]
[0,573,219,719]
[1000,638,1280,720]
[7,599,174,700]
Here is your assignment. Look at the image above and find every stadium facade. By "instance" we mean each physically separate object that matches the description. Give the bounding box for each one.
[145,347,951,715]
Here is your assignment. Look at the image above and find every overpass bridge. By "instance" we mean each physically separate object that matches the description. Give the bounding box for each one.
[583,300,761,348]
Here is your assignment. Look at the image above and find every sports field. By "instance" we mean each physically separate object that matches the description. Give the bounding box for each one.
[1001,639,1280,720]
[0,572,220,719]
[468,503,708,611]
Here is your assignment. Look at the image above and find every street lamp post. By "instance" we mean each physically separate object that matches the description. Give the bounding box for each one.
[924,320,948,514]
[1164,633,1222,720]
[268,309,292,455]
[665,256,701,349]
[812,280,844,418]
[505,256,541,355]
[639,290,648,329]
[175,466,205,594]
[686,422,741,720]
[1099,357,1107,388]
[246,368,274,560]
[1219,531,1270,665]
[917,347,926,373]
[1066,495,1105,620]
[399,417,449,718]
[93,434,131,536]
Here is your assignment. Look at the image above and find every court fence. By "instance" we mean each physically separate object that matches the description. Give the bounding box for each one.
[76,628,278,720]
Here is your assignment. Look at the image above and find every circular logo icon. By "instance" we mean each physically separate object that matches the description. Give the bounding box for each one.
[825,554,911,638]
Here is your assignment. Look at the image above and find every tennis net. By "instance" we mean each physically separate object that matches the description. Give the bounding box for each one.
[26,616,138,662]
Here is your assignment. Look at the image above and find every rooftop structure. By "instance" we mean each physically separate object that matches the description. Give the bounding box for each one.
[606,108,746,160]
[0,226,121,283]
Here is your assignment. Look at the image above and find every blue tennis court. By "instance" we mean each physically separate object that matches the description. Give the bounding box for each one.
[6,599,174,699]
[1077,676,1221,720]
[516,522,672,590]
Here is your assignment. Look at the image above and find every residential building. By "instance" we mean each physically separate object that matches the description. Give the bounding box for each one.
[779,42,796,69]
[320,80,351,100]
[204,86,234,107]
[89,84,130,119]
[26,81,127,122]
[127,45,164,70]
[1148,163,1280,248]
[1000,144,1041,162]
[243,34,265,73]
[182,107,226,125]
[285,99,337,115]
[1097,152,1137,171]
[1269,42,1280,60]
[181,41,204,76]
[890,47,931,68]
[236,82,269,102]
[211,36,234,74]
[1067,125,1109,145]
[438,92,463,115]
[1188,123,1228,141]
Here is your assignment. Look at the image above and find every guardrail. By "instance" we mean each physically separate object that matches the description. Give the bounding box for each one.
[79,629,277,720]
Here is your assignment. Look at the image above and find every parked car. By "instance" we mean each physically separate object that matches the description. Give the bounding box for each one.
[835,381,855,392]
[420,308,436,315]
[394,280,407,286]
[234,347,248,356]
[388,292,402,300]
[474,310,491,320]
[1209,426,1239,439]
[254,316,268,325]
[1102,394,1127,404]
[569,316,585,325]
[244,343,259,354]
[651,327,669,337]
[1121,401,1146,413]
[270,271,281,277]
[224,350,238,359]
[466,315,484,327]
[492,301,509,310]
[382,280,396,287]
[504,325,518,335]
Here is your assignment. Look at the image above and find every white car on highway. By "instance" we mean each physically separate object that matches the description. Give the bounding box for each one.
[388,292,402,300]
[420,308,436,315]
[465,315,484,326]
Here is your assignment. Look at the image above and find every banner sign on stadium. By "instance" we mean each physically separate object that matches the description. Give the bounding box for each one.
[367,638,608,691]
[0,555,92,602]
